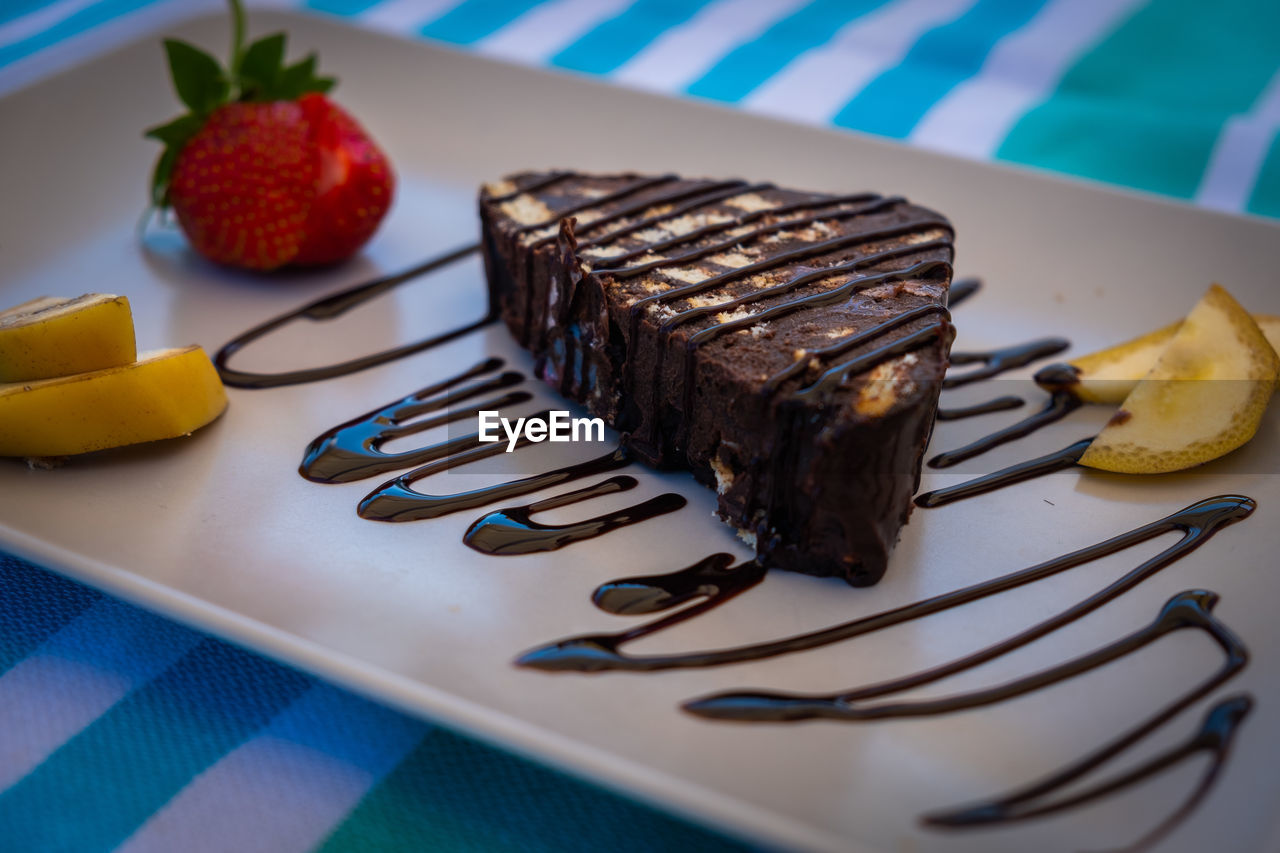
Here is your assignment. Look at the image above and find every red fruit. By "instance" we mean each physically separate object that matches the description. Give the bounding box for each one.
[167,94,393,270]
[145,5,395,271]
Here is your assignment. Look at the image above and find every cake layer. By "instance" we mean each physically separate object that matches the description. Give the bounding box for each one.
[480,172,955,585]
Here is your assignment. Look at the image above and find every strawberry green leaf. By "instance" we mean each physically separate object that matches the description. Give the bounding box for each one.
[274,54,315,100]
[149,145,179,207]
[144,113,205,208]
[163,38,228,115]
[237,32,285,99]
[144,113,204,146]
[274,53,337,100]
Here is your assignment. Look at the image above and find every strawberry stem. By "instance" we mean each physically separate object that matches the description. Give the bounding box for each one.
[229,0,246,81]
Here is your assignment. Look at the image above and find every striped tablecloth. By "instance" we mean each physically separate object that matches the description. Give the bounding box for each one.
[1,2,1277,851]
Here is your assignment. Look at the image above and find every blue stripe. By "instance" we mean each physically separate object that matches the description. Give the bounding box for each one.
[0,556,100,676]
[0,639,312,852]
[420,0,547,45]
[13,597,201,684]
[686,0,891,103]
[0,0,55,29]
[305,0,385,16]
[261,683,429,774]
[0,0,165,70]
[833,0,1051,137]
[551,0,716,76]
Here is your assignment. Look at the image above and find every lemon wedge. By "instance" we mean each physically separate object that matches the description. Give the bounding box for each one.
[1079,285,1279,474]
[0,346,228,457]
[0,294,137,383]
[1052,312,1280,404]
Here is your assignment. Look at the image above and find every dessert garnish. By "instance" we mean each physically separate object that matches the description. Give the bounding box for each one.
[144,0,393,270]
[0,346,226,458]
[0,293,226,459]
[0,294,135,382]
[1045,306,1280,405]
[1079,284,1279,473]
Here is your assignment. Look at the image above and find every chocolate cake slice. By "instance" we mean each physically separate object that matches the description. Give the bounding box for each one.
[480,172,955,586]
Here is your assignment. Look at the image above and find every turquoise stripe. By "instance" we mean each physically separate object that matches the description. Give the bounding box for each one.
[305,0,385,16]
[0,556,99,676]
[0,0,54,28]
[0,640,311,853]
[1246,132,1280,218]
[833,0,1050,137]
[420,0,546,45]
[551,0,715,76]
[998,0,1280,200]
[687,0,890,103]
[0,0,164,69]
[318,727,748,853]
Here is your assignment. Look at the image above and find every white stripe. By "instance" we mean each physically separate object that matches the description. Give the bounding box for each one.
[609,0,811,94]
[0,0,101,47]
[357,0,465,34]
[742,0,977,125]
[116,685,426,853]
[0,600,200,791]
[1195,67,1280,213]
[474,0,635,65]
[0,0,302,99]
[909,0,1144,159]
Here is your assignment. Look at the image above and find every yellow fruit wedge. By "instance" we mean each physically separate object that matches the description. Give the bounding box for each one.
[0,294,137,383]
[1079,285,1280,474]
[1048,312,1280,404]
[0,346,227,458]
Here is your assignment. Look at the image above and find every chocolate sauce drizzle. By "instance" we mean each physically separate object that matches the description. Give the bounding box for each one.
[915,437,1093,508]
[575,182,773,251]
[626,217,952,456]
[488,172,573,202]
[928,390,1081,467]
[936,396,1024,421]
[946,277,981,308]
[537,180,756,251]
[590,193,895,273]
[358,447,631,522]
[925,693,1253,852]
[298,358,539,484]
[944,337,1070,389]
[761,303,950,396]
[462,476,686,555]
[681,588,1245,721]
[515,496,1253,672]
[513,174,680,237]
[590,553,765,615]
[519,556,768,669]
[215,243,494,389]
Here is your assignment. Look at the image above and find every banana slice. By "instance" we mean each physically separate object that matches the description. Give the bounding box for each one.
[1079,285,1279,474]
[0,346,227,457]
[0,294,137,383]
[1047,312,1280,404]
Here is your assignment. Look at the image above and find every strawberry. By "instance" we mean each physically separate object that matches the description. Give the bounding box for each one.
[145,0,393,271]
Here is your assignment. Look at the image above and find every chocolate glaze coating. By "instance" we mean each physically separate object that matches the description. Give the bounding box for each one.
[480,172,955,585]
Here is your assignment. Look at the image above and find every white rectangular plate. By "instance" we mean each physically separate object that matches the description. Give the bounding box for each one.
[2,12,1279,853]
